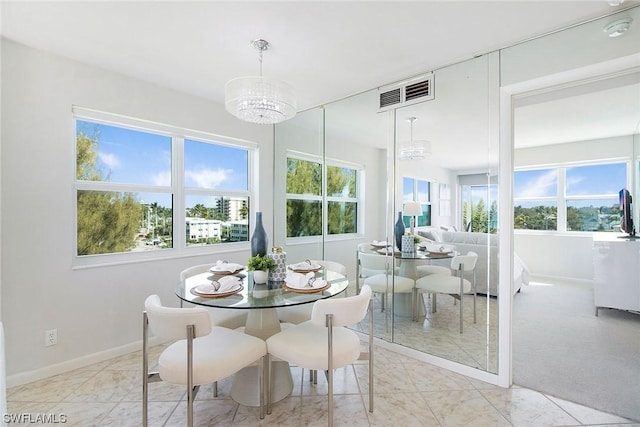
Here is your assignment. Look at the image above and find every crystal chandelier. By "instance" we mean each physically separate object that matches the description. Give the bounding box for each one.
[225,39,297,125]
[398,117,431,160]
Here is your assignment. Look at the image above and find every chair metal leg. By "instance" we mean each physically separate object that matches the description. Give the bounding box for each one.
[186,324,195,427]
[459,276,464,334]
[213,381,218,397]
[267,354,272,415]
[260,355,266,420]
[368,299,374,413]
[473,270,477,324]
[142,312,149,427]
[327,313,334,427]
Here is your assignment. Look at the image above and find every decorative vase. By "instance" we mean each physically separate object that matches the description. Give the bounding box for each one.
[268,247,287,282]
[402,234,415,255]
[395,211,405,250]
[252,270,268,284]
[250,212,269,257]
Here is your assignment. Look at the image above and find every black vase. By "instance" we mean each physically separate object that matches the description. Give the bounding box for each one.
[250,212,269,257]
[394,211,405,250]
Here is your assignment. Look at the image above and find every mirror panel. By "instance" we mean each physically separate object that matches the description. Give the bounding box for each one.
[391,53,500,373]
[273,107,325,262]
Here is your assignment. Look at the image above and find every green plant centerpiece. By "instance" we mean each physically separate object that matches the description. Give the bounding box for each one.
[247,254,276,285]
[247,254,276,272]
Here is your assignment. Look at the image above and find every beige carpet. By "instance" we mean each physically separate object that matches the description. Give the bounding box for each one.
[513,278,640,422]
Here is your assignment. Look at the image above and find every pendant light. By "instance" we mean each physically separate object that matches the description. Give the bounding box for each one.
[398,117,431,160]
[225,39,297,124]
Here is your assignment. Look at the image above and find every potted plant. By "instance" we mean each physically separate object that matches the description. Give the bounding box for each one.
[247,254,276,284]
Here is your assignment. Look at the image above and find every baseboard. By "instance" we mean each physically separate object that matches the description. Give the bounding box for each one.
[6,337,162,388]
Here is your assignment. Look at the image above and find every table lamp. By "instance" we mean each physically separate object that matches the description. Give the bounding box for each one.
[403,201,423,235]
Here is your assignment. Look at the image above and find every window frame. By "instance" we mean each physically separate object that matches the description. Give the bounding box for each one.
[72,107,258,268]
[514,160,630,234]
[402,176,432,228]
[284,150,363,243]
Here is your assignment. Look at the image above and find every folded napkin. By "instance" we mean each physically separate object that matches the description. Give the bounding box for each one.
[289,260,319,271]
[423,243,453,253]
[197,275,241,294]
[372,240,389,246]
[210,260,244,273]
[285,271,326,289]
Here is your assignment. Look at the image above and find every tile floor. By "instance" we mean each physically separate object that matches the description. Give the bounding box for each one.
[6,342,639,427]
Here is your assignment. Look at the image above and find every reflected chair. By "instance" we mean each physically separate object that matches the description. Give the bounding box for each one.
[276,260,347,325]
[142,295,267,427]
[414,251,478,333]
[266,285,374,427]
[359,252,414,315]
[356,246,400,293]
[180,264,248,329]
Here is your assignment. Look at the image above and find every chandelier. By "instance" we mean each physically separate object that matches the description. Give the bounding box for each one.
[225,39,297,125]
[398,117,431,160]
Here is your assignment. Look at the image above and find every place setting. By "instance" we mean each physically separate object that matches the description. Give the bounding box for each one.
[370,240,391,249]
[209,260,246,276]
[287,259,323,273]
[419,243,455,257]
[190,275,244,298]
[282,271,329,293]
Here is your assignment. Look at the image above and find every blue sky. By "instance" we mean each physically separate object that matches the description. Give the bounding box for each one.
[514,163,626,199]
[77,120,248,208]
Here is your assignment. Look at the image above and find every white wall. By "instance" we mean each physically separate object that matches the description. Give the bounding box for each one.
[513,136,636,280]
[0,39,273,382]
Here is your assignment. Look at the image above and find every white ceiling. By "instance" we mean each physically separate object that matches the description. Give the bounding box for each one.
[2,1,639,171]
[1,1,635,111]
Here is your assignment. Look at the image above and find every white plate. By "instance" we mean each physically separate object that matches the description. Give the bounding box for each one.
[288,263,322,272]
[194,282,241,295]
[284,279,328,291]
[209,265,245,275]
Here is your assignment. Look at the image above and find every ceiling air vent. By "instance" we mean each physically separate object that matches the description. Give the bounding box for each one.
[378,73,434,112]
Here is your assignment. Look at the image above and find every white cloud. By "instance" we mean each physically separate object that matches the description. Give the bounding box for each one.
[98,152,120,169]
[153,171,172,187]
[519,170,557,198]
[186,168,230,188]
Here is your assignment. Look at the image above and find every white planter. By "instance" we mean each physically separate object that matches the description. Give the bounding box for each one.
[252,270,268,284]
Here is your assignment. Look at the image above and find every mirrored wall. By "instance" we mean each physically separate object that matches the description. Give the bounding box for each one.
[274,51,501,374]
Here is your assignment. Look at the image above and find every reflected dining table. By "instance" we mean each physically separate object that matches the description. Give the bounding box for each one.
[362,244,455,318]
[175,268,349,407]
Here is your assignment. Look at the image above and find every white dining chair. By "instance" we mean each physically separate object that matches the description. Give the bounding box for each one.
[142,295,267,427]
[266,285,374,427]
[276,260,347,325]
[359,252,414,315]
[414,251,478,332]
[179,264,248,330]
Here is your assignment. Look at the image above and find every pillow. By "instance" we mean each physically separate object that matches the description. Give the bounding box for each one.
[417,228,442,242]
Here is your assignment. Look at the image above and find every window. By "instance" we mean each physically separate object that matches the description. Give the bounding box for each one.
[513,168,557,231]
[514,162,626,232]
[74,108,255,261]
[402,177,431,227]
[286,153,361,238]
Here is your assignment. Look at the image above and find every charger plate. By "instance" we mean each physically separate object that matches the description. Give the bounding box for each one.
[282,282,330,294]
[288,265,322,273]
[210,267,245,276]
[190,284,243,298]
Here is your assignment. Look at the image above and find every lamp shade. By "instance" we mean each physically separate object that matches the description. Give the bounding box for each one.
[403,201,423,217]
[225,76,297,124]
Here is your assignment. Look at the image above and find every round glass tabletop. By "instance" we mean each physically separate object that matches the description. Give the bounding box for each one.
[176,268,349,309]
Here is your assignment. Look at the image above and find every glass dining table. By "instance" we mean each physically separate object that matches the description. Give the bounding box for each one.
[175,268,349,406]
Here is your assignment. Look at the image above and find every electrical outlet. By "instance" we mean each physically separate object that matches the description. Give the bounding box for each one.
[45,329,57,347]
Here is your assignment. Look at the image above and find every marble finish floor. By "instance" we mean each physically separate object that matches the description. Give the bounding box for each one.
[7,343,639,426]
